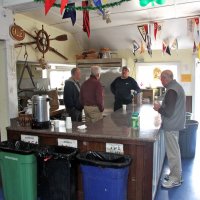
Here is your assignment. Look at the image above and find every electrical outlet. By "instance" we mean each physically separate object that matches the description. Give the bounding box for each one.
[106,143,124,154]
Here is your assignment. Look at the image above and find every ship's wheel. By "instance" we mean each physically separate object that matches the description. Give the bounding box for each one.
[14,24,68,60]
[36,26,50,58]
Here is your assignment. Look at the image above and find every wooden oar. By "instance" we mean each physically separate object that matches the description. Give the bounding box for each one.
[50,34,68,41]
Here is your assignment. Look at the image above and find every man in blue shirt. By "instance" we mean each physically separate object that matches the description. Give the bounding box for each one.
[111,66,141,111]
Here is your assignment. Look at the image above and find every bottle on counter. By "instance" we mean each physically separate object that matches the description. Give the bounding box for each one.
[131,112,140,129]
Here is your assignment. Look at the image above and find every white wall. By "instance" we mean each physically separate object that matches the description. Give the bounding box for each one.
[0,7,17,140]
[14,13,81,63]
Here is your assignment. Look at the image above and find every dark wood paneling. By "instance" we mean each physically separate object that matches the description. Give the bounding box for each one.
[186,96,192,113]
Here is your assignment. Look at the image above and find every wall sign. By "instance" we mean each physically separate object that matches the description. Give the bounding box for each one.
[9,24,25,41]
[21,134,39,144]
[57,138,77,148]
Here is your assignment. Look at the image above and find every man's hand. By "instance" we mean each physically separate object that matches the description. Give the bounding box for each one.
[153,102,161,111]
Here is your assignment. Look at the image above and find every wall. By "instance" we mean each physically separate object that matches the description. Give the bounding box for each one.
[117,48,194,96]
[0,7,17,140]
[14,13,81,63]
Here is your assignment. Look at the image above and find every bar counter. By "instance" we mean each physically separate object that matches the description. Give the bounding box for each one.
[7,104,165,200]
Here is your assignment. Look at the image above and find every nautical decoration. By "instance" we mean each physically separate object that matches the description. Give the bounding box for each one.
[139,0,165,7]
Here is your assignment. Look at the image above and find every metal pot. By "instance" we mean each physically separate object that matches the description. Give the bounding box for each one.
[32,95,50,122]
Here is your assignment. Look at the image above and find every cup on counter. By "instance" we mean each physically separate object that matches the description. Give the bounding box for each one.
[54,120,60,128]
[66,117,72,129]
[131,90,135,96]
[122,104,127,111]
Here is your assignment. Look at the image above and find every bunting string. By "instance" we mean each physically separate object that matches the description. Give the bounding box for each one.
[34,0,131,11]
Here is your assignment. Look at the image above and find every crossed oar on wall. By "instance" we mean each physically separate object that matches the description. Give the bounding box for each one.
[15,25,68,60]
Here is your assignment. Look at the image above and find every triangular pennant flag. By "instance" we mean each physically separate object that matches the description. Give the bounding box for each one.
[60,0,69,14]
[62,3,76,26]
[82,1,90,38]
[140,41,145,54]
[194,17,199,36]
[93,0,104,15]
[132,40,140,56]
[146,35,152,57]
[162,42,167,54]
[187,18,195,38]
[45,0,56,15]
[171,38,178,49]
[154,22,158,40]
[193,41,197,53]
[166,46,171,55]
[198,43,200,59]
[138,24,148,42]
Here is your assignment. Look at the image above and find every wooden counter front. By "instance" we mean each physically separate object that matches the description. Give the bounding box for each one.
[7,104,165,200]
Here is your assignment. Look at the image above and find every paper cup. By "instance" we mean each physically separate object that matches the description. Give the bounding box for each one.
[122,104,127,111]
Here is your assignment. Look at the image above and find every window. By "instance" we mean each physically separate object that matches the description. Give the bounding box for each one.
[43,64,75,89]
[135,62,178,89]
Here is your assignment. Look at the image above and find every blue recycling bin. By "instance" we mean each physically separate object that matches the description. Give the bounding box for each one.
[77,151,132,200]
[179,120,199,158]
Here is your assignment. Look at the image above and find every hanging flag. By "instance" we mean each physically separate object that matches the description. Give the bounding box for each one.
[193,41,197,53]
[171,38,178,49]
[146,34,152,57]
[132,40,140,56]
[166,46,171,55]
[45,0,56,15]
[140,41,145,54]
[198,43,200,59]
[194,17,199,36]
[187,18,195,38]
[82,1,90,38]
[162,42,167,54]
[153,22,162,40]
[60,0,69,14]
[138,24,148,42]
[154,22,158,40]
[93,0,104,15]
[62,3,76,26]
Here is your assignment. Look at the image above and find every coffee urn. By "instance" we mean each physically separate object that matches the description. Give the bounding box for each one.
[31,95,50,129]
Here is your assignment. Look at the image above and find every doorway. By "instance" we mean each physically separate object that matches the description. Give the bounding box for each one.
[194,58,200,121]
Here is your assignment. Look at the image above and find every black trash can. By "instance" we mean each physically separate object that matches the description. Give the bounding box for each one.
[38,146,78,200]
[77,151,132,200]
[179,120,199,158]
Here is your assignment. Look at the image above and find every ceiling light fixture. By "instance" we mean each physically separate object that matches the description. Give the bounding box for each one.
[139,0,165,7]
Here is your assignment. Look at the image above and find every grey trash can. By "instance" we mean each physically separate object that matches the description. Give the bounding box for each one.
[179,120,199,158]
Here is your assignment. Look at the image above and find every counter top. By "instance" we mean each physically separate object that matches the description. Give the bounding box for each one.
[8,104,161,143]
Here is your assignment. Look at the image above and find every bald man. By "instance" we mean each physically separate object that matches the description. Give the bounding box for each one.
[153,70,186,189]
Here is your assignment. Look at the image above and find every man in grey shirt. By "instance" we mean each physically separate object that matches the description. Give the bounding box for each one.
[153,70,186,189]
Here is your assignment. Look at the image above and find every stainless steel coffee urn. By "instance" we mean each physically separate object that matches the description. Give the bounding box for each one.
[31,95,50,129]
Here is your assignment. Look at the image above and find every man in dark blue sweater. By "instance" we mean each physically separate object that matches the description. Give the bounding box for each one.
[111,66,141,111]
[64,68,83,121]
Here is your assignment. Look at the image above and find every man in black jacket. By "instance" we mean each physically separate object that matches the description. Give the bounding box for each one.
[64,68,83,121]
[111,66,141,111]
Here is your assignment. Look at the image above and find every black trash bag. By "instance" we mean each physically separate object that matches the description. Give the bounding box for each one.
[0,140,39,155]
[77,151,132,168]
[38,146,78,200]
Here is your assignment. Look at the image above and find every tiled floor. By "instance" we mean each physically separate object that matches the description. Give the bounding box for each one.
[155,129,200,200]
[0,130,199,200]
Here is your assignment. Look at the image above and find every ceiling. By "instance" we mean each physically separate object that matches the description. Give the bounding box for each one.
[3,0,200,51]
